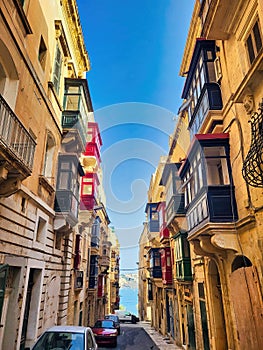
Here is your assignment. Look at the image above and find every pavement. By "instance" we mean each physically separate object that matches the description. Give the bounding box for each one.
[140,321,183,349]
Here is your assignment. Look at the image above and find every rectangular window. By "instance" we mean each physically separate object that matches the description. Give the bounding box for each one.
[246,20,263,65]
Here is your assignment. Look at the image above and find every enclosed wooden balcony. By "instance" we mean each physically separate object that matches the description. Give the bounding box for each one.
[149,248,162,279]
[173,231,192,282]
[188,83,223,137]
[0,94,36,196]
[62,111,87,151]
[54,154,83,230]
[62,78,93,154]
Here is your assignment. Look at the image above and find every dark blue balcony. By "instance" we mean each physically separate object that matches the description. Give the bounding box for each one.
[186,185,238,232]
[166,194,186,225]
[189,83,222,136]
[149,266,162,279]
[145,203,159,233]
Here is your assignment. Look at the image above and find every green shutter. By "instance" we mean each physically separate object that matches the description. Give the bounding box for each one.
[53,44,62,94]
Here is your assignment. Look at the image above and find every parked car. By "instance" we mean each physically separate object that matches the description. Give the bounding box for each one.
[92,319,118,347]
[31,325,98,350]
[114,310,139,324]
[104,314,121,335]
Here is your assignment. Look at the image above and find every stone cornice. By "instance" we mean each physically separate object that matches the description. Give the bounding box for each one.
[61,0,90,74]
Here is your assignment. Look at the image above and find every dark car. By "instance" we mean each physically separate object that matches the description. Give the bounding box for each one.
[104,314,121,335]
[31,325,98,350]
[92,319,118,347]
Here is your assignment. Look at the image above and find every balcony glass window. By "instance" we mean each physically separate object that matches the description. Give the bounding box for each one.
[203,146,230,185]
[57,158,79,200]
[150,250,161,268]
[151,212,159,221]
[165,174,173,205]
[82,178,93,195]
[64,86,80,110]
[184,152,203,207]
[63,81,90,133]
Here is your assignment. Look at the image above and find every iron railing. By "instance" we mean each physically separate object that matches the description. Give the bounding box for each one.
[0,94,36,171]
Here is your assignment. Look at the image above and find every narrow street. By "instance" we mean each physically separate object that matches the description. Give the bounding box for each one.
[99,323,158,350]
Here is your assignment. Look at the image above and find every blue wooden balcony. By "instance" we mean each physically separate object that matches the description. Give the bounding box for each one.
[187,185,238,233]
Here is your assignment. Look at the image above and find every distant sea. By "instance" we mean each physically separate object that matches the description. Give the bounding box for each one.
[119,287,138,316]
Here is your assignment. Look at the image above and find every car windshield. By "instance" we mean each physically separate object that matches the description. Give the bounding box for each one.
[94,320,114,328]
[32,331,84,350]
[105,316,118,322]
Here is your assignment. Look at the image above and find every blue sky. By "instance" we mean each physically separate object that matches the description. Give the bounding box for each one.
[77,0,195,270]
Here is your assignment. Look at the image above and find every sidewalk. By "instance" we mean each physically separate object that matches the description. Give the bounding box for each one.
[140,321,183,349]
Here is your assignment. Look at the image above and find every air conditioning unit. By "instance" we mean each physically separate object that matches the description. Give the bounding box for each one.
[214,56,222,82]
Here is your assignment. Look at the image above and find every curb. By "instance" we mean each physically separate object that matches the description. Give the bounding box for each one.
[140,321,183,349]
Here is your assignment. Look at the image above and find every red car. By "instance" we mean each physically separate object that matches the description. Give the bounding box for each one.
[92,319,118,347]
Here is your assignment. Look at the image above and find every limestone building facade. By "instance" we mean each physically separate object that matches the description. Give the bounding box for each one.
[0,1,117,349]
[139,1,263,349]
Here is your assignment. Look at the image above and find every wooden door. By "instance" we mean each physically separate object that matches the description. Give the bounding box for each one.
[230,266,263,350]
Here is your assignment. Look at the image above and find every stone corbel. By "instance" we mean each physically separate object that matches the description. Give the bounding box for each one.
[211,233,239,252]
[0,177,21,197]
[191,239,213,257]
[200,236,227,257]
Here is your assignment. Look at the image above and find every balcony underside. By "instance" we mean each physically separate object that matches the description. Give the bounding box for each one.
[189,214,256,258]
[201,0,243,39]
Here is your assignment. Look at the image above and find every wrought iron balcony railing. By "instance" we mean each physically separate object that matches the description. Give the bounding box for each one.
[0,94,36,172]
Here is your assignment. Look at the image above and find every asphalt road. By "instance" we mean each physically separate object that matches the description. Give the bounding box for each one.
[98,323,159,350]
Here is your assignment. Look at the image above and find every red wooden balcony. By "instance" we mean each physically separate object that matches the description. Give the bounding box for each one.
[160,247,173,285]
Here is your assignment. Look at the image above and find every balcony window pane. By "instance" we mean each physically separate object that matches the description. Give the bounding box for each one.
[165,174,173,204]
[207,61,216,82]
[204,146,230,185]
[67,86,79,93]
[207,50,213,60]
[59,172,69,189]
[151,212,159,220]
[61,162,70,170]
[82,183,92,195]
[202,198,208,218]
[200,64,205,87]
[183,237,190,258]
[65,94,79,110]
